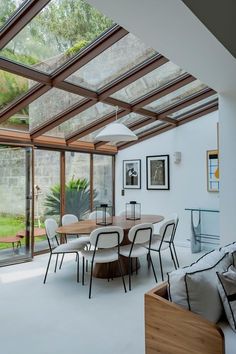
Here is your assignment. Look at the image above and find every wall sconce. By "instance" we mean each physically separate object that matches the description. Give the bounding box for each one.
[173,151,181,164]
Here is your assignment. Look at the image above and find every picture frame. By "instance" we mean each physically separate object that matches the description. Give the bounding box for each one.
[207,150,219,192]
[123,159,141,189]
[146,155,169,190]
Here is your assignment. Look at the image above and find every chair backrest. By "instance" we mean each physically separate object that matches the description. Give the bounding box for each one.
[62,214,78,226]
[159,217,177,243]
[90,226,124,248]
[88,210,110,220]
[128,223,153,244]
[45,218,58,240]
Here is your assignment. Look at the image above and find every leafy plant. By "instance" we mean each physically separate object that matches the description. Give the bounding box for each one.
[44,177,97,220]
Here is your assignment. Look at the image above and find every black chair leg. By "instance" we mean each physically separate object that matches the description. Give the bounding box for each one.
[59,254,65,270]
[135,258,138,275]
[169,245,177,269]
[147,253,151,269]
[128,257,132,291]
[54,254,58,273]
[149,253,158,283]
[89,261,94,299]
[172,242,180,268]
[158,251,164,281]
[118,259,127,293]
[76,253,80,283]
[43,253,52,284]
[82,257,85,286]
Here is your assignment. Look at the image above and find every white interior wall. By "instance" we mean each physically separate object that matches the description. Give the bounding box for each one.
[90,0,236,247]
[115,112,219,246]
[219,94,236,245]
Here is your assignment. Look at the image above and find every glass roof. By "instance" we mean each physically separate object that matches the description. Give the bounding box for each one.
[134,120,165,136]
[1,0,113,74]
[111,62,185,103]
[0,110,29,132]
[144,80,206,113]
[0,0,218,149]
[0,70,36,112]
[169,94,218,119]
[65,33,157,91]
[0,0,29,29]
[29,88,84,131]
[78,112,146,143]
[45,102,114,138]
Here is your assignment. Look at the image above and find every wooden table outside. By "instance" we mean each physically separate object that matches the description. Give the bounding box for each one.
[17,227,46,238]
[57,215,164,279]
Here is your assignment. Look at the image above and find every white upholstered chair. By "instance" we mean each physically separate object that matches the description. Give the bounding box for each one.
[81,226,126,298]
[120,223,157,291]
[43,218,87,284]
[62,213,90,244]
[144,215,179,281]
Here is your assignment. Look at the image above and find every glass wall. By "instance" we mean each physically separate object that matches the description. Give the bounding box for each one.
[93,155,113,208]
[0,145,33,264]
[65,152,90,220]
[33,149,60,253]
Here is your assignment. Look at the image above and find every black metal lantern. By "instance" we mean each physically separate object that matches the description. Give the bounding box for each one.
[96,204,113,226]
[125,201,141,220]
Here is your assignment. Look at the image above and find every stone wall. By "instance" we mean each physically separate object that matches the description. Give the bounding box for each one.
[0,147,112,218]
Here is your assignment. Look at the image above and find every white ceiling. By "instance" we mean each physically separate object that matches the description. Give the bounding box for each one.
[88,0,236,96]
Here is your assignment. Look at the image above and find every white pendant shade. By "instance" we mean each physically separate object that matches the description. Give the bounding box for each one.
[95,122,138,142]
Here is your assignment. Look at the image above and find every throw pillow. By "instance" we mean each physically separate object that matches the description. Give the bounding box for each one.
[217,265,236,332]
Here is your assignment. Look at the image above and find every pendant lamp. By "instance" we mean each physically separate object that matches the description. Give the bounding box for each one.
[95,106,137,142]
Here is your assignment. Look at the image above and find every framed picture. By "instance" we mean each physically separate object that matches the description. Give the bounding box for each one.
[207,150,219,192]
[146,155,169,190]
[123,159,141,189]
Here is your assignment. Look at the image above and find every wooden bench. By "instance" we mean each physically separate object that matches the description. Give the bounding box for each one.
[145,282,225,354]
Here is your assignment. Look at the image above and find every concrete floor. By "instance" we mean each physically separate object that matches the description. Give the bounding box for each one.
[0,247,203,354]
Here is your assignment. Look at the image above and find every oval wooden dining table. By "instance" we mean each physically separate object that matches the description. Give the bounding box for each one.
[57,215,164,279]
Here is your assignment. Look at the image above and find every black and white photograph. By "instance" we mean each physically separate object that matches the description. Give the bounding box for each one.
[123,159,141,189]
[146,155,169,190]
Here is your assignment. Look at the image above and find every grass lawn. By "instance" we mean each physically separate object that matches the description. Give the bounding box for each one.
[0,215,46,250]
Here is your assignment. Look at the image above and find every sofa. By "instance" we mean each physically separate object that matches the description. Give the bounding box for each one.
[145,244,236,354]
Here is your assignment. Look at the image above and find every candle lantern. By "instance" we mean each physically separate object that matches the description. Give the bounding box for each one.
[125,201,141,220]
[96,204,113,226]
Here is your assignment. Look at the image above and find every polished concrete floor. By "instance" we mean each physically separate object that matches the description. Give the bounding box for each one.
[0,247,204,354]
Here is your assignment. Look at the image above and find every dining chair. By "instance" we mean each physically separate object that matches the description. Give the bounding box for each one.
[80,226,127,299]
[144,216,179,281]
[43,218,88,284]
[120,223,157,291]
[62,213,90,243]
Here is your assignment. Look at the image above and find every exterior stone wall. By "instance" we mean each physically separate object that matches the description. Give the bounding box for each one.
[0,147,112,218]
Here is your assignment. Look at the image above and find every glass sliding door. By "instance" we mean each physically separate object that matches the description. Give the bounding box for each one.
[33,149,60,253]
[0,145,33,265]
[93,154,113,209]
[65,152,90,220]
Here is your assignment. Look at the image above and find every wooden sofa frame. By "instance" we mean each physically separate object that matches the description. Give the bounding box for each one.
[145,282,225,354]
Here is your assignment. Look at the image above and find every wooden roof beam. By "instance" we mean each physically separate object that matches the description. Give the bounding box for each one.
[98,54,168,100]
[52,25,128,83]
[0,0,51,49]
[66,109,128,143]
[30,99,96,138]
[118,101,218,150]
[0,84,50,123]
